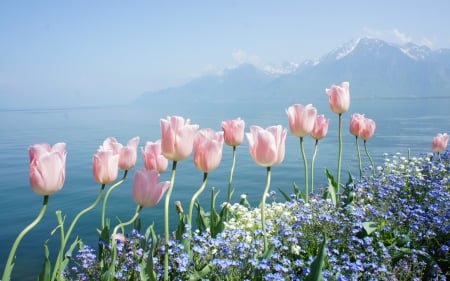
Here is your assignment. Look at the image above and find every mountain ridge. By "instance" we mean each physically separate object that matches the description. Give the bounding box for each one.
[135,37,450,107]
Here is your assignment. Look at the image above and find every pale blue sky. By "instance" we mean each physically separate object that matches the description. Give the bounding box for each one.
[1,1,450,108]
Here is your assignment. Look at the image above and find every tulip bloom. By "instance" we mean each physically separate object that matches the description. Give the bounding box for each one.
[349,113,365,137]
[142,140,169,173]
[28,143,66,196]
[102,137,123,154]
[92,147,120,184]
[326,81,350,114]
[246,125,286,167]
[132,168,170,208]
[117,137,140,170]
[432,133,449,152]
[160,116,199,161]
[221,118,245,147]
[359,118,376,140]
[311,115,330,140]
[193,129,224,173]
[286,104,317,138]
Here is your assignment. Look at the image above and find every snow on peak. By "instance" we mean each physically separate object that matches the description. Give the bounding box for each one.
[334,38,362,60]
[400,43,432,60]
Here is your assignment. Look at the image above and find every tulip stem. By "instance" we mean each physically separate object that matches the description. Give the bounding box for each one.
[188,172,208,229]
[364,140,375,177]
[299,137,309,202]
[108,205,142,279]
[311,139,318,194]
[101,170,128,229]
[51,184,106,281]
[260,166,271,253]
[225,146,237,221]
[355,136,362,179]
[164,160,177,281]
[337,113,342,192]
[2,195,49,281]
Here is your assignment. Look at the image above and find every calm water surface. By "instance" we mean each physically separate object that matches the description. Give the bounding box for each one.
[0,97,449,280]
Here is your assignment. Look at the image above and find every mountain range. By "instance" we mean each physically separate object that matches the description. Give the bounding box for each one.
[135,38,450,108]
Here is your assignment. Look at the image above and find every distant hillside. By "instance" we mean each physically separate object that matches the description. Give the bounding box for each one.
[134,38,450,108]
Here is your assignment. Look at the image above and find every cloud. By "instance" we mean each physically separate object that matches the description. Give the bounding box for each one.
[231,49,298,74]
[360,27,434,48]
[231,49,265,67]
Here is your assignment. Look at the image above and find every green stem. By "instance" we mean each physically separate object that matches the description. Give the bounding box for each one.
[164,160,177,281]
[364,140,375,177]
[225,146,237,220]
[51,184,106,281]
[101,170,128,229]
[2,195,49,281]
[337,113,342,192]
[356,136,362,179]
[109,205,142,279]
[260,167,271,253]
[188,173,208,228]
[300,137,309,202]
[311,140,318,194]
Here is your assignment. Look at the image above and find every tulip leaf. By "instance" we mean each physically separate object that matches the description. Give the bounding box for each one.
[278,188,292,201]
[38,241,51,281]
[305,235,327,281]
[362,221,378,236]
[210,187,225,238]
[325,169,337,207]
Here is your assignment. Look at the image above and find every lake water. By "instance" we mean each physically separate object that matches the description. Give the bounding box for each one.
[0,96,449,280]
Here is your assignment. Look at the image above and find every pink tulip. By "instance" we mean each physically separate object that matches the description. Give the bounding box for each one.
[92,147,120,184]
[311,115,330,140]
[286,104,317,138]
[132,168,170,208]
[118,137,140,170]
[28,143,66,196]
[326,81,350,114]
[102,137,123,154]
[193,129,224,173]
[359,118,376,140]
[160,116,199,161]
[142,140,169,173]
[349,113,365,137]
[221,118,246,147]
[432,133,449,152]
[246,125,286,167]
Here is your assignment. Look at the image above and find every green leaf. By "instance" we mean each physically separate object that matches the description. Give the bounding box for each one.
[210,187,225,238]
[278,188,291,201]
[362,221,378,236]
[37,241,51,281]
[195,203,209,233]
[188,265,211,281]
[305,235,327,281]
[325,169,337,207]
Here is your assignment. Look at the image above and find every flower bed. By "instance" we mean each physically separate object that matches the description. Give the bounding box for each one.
[2,81,449,281]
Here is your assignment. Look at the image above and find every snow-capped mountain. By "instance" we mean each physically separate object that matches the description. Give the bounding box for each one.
[135,38,450,107]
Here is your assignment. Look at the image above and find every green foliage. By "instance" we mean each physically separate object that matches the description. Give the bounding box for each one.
[37,241,51,281]
[305,235,327,281]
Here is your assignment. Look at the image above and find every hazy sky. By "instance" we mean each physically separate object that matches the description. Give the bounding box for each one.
[1,1,450,108]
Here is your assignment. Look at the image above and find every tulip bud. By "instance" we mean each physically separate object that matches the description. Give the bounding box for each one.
[432,133,449,152]
[92,147,119,184]
[118,137,140,170]
[132,168,170,208]
[246,125,286,167]
[193,129,224,173]
[221,118,245,146]
[28,143,66,196]
[160,116,199,161]
[286,104,317,138]
[142,140,168,173]
[326,81,350,114]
